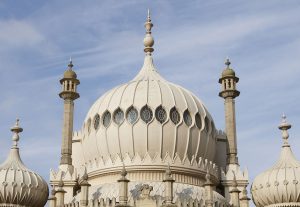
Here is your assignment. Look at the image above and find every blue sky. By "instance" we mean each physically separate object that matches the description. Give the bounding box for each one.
[0,0,300,202]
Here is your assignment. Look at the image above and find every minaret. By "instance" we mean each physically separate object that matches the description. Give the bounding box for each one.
[59,58,80,169]
[219,58,240,165]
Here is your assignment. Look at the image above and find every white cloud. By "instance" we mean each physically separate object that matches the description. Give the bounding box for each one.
[0,20,44,47]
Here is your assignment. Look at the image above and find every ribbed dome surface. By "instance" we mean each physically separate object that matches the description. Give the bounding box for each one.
[74,55,217,174]
[251,118,300,207]
[0,145,49,207]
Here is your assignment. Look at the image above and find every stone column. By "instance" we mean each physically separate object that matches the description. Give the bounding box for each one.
[240,186,250,207]
[56,180,67,207]
[117,166,130,207]
[48,187,57,207]
[162,166,175,207]
[229,175,241,207]
[80,169,91,207]
[204,171,214,207]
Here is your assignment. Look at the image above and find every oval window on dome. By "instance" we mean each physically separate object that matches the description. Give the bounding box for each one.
[103,111,111,128]
[170,107,180,125]
[183,110,192,126]
[140,105,153,124]
[93,114,100,130]
[113,108,124,125]
[195,113,202,129]
[87,118,92,133]
[155,106,167,124]
[126,106,138,124]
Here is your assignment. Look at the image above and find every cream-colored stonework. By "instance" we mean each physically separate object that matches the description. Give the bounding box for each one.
[4,10,300,207]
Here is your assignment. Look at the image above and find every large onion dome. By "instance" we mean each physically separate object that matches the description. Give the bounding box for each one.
[72,11,218,186]
[0,120,49,207]
[251,115,300,207]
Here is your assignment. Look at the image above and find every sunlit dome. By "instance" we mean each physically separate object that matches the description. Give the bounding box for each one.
[72,10,218,186]
[251,115,300,207]
[0,120,49,207]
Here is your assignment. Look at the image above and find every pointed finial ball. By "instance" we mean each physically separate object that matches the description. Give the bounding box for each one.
[63,58,77,79]
[82,168,88,181]
[51,185,56,196]
[221,57,236,77]
[165,163,172,177]
[58,179,64,188]
[11,118,23,134]
[121,164,127,177]
[225,58,231,67]
[143,9,154,53]
[279,114,291,131]
[68,56,73,68]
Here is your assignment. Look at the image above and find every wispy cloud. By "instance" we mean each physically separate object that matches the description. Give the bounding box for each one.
[0,3,299,207]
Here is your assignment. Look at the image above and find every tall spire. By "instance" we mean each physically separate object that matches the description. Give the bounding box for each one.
[143,9,154,55]
[278,114,291,147]
[10,118,23,148]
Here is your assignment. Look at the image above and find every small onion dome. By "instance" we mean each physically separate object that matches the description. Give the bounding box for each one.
[251,115,300,207]
[221,58,236,77]
[0,119,49,207]
[64,69,77,79]
[63,59,77,79]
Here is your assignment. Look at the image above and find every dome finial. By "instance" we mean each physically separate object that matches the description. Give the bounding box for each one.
[10,118,23,148]
[278,114,291,147]
[68,56,73,69]
[143,9,154,55]
[225,57,231,69]
[121,163,127,178]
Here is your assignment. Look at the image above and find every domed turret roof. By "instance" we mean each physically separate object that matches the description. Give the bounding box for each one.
[251,115,300,207]
[0,119,49,207]
[62,58,77,80]
[64,69,77,79]
[72,11,218,186]
[221,58,236,77]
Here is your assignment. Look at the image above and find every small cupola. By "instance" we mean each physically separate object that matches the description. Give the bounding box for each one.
[59,58,80,100]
